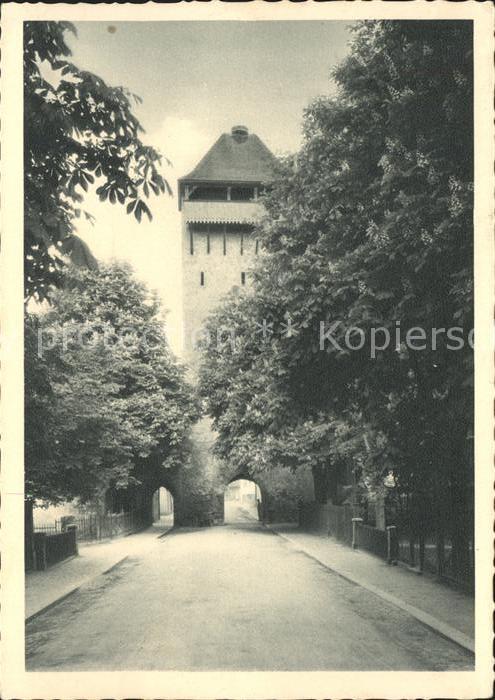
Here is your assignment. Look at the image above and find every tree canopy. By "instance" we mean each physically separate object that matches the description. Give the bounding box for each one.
[198,21,473,518]
[25,262,199,504]
[24,21,169,301]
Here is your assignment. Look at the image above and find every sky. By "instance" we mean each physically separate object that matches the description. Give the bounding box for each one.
[67,21,353,354]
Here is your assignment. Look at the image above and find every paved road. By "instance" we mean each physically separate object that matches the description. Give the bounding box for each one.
[224,501,259,523]
[26,524,473,671]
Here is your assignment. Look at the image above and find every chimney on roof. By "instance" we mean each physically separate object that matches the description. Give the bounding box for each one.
[231,125,249,142]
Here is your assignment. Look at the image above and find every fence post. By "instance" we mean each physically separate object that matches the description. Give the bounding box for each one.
[67,524,78,556]
[436,527,445,579]
[34,532,47,570]
[375,494,386,530]
[386,525,398,564]
[352,517,363,549]
[418,531,425,573]
[25,499,36,571]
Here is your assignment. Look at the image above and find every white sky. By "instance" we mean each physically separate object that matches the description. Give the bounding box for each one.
[67,21,352,355]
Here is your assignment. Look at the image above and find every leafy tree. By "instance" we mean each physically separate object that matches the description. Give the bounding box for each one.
[25,262,199,505]
[198,21,474,575]
[198,291,354,501]
[258,20,473,510]
[24,21,170,301]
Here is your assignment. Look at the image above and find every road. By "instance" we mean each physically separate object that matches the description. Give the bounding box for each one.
[224,500,259,523]
[26,523,473,671]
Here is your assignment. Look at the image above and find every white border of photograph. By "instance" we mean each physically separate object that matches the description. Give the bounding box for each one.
[1,2,493,698]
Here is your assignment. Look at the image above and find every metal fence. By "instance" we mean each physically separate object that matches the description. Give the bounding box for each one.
[299,500,474,593]
[34,511,143,543]
[32,523,61,535]
[354,521,388,560]
[394,495,474,592]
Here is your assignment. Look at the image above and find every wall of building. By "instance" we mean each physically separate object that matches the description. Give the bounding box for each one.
[182,200,261,370]
[177,194,316,526]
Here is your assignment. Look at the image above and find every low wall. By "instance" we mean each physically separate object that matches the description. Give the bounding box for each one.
[299,503,396,563]
[33,527,78,570]
[299,502,353,545]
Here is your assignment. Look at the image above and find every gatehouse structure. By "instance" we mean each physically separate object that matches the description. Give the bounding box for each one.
[29,127,315,552]
[163,125,314,526]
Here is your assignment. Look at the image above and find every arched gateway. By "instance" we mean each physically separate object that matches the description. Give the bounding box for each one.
[132,127,314,528]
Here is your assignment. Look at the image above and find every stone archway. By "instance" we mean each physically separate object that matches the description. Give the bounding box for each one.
[220,466,315,525]
[224,477,263,524]
[151,486,174,527]
[135,445,315,529]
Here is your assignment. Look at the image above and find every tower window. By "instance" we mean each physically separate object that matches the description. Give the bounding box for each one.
[200,271,205,286]
[255,239,259,255]
[241,272,246,286]
[190,229,194,255]
[189,185,228,201]
[230,186,255,202]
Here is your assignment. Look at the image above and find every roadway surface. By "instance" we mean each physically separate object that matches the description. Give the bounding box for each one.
[26,521,473,671]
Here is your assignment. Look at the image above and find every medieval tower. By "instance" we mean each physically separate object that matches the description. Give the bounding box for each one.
[179,125,279,368]
[176,125,313,525]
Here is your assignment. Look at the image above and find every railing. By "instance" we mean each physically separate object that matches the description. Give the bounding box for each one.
[396,526,474,592]
[353,520,388,560]
[77,511,142,541]
[299,500,473,593]
[33,522,61,535]
[183,200,264,224]
[299,504,396,562]
[393,493,474,592]
[34,511,143,543]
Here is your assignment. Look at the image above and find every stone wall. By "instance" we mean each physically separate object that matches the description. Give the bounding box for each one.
[173,418,225,526]
[254,465,315,523]
[139,420,315,528]
[175,196,316,527]
[182,221,259,370]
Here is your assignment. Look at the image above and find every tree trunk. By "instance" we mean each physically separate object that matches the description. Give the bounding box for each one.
[312,465,328,504]
[446,423,473,587]
[450,470,471,584]
[326,465,339,504]
[24,498,35,571]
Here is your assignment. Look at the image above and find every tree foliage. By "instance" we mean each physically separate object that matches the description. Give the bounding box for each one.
[25,262,199,504]
[198,21,473,514]
[24,21,170,301]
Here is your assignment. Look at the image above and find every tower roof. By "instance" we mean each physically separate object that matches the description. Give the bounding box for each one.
[180,126,279,184]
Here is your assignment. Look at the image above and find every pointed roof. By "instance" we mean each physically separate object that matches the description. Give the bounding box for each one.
[180,126,279,184]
